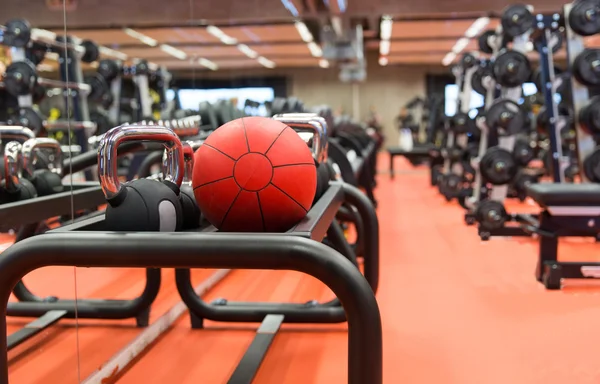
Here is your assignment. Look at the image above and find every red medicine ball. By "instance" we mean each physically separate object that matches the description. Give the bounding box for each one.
[192,116,317,232]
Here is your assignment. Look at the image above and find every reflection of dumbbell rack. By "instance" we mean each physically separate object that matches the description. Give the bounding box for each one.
[472,5,539,240]
[439,54,479,202]
[465,29,503,225]
[97,58,154,127]
[0,19,100,180]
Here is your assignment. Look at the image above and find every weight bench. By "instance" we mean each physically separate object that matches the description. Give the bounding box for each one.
[387,145,431,179]
[526,183,600,289]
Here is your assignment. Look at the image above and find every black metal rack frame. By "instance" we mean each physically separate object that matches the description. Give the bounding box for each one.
[0,185,383,384]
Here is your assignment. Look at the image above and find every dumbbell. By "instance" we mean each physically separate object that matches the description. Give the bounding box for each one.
[0,141,37,204]
[98,124,185,231]
[21,138,64,196]
[492,49,532,88]
[3,19,99,62]
[475,200,508,230]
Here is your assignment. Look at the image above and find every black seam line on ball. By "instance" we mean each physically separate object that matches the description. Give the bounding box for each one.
[236,152,274,193]
[203,143,237,161]
[219,188,243,228]
[240,117,251,153]
[256,192,266,231]
[193,175,234,191]
[272,162,315,168]
[269,182,308,213]
[264,126,288,156]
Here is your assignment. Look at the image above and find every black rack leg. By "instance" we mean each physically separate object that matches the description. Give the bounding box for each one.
[227,314,284,384]
[190,311,204,329]
[135,306,151,327]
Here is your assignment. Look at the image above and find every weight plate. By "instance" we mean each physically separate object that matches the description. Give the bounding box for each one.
[513,170,538,193]
[86,74,110,102]
[485,98,526,135]
[501,4,535,38]
[3,19,32,47]
[573,48,600,86]
[492,49,532,88]
[451,112,477,134]
[471,64,493,95]
[13,107,44,135]
[512,139,535,166]
[579,96,600,135]
[442,173,463,197]
[475,200,508,230]
[90,110,112,135]
[81,40,100,63]
[583,148,600,182]
[32,83,46,104]
[480,146,518,185]
[568,0,600,36]
[478,30,496,54]
[3,60,38,96]
[26,43,47,66]
[97,59,121,82]
[448,146,464,162]
[461,53,477,69]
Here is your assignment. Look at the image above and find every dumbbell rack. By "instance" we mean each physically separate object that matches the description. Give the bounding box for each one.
[0,181,383,384]
[475,8,548,241]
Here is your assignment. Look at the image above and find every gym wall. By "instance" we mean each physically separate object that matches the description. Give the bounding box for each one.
[176,53,445,146]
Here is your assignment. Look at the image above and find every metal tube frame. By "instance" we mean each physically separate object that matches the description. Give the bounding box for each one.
[0,191,382,384]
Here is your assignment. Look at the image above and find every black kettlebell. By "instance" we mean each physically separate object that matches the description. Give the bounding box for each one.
[272,113,329,204]
[22,138,64,196]
[179,142,201,229]
[0,141,37,204]
[98,125,184,232]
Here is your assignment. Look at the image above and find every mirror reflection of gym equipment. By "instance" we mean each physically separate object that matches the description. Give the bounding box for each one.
[3,1,600,384]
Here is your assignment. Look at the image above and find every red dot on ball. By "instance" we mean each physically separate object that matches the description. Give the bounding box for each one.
[192,117,317,232]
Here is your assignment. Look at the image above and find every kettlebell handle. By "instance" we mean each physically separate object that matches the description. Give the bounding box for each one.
[98,124,185,200]
[272,113,328,163]
[21,138,63,177]
[162,141,195,183]
[4,141,23,191]
[0,126,35,143]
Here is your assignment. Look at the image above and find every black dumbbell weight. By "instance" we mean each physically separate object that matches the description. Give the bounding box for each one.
[471,63,493,96]
[11,107,45,135]
[475,200,508,230]
[579,96,600,135]
[3,19,32,47]
[97,59,121,82]
[81,40,100,63]
[479,146,518,185]
[492,49,532,88]
[478,30,496,54]
[501,4,535,38]
[3,60,38,97]
[568,0,600,36]
[485,98,526,136]
[573,49,600,87]
[22,138,64,196]
[451,112,477,134]
[512,139,535,166]
[98,124,185,231]
[26,43,48,66]
[0,141,37,204]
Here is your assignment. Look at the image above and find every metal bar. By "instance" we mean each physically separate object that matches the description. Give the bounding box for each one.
[0,233,383,384]
[37,78,90,93]
[0,184,105,231]
[227,314,285,384]
[6,310,67,350]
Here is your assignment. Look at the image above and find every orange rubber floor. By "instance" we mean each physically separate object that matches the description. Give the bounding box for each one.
[7,154,600,383]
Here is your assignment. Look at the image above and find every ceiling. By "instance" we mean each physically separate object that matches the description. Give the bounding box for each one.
[2,0,597,71]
